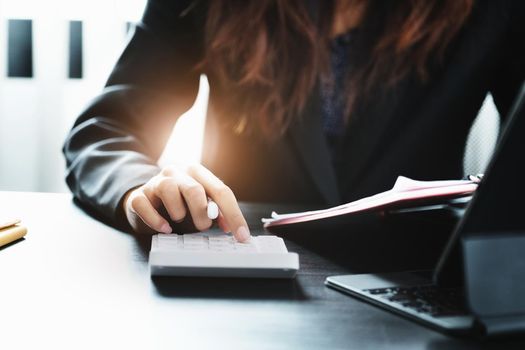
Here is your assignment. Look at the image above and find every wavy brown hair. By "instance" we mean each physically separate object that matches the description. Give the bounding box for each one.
[202,0,474,137]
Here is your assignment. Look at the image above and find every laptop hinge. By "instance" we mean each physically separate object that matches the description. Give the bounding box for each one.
[475,314,525,337]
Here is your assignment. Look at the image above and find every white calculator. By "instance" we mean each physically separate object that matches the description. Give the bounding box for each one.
[149,232,299,278]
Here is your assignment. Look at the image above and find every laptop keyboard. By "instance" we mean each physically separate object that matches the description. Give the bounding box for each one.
[364,285,469,317]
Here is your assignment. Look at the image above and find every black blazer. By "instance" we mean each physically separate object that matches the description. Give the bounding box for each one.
[63,0,525,229]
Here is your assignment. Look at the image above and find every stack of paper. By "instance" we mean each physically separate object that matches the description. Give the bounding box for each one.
[262,176,479,228]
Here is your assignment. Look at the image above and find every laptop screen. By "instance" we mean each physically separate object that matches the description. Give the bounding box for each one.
[434,82,525,286]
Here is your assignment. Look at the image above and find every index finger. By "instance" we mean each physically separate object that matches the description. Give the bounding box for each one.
[187,164,251,242]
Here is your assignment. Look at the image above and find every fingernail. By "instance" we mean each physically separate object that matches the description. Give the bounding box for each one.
[236,226,250,242]
[161,223,172,234]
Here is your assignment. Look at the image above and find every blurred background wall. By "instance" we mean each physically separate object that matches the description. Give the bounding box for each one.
[0,0,208,193]
[0,0,498,194]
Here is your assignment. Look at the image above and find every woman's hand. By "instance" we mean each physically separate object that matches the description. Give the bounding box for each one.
[123,164,251,242]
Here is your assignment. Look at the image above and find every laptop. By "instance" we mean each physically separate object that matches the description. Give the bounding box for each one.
[325,82,525,338]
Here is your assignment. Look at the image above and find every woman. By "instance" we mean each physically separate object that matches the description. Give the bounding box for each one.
[63,0,524,242]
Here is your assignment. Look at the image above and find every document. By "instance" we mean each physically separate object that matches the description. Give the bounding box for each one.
[262,176,478,229]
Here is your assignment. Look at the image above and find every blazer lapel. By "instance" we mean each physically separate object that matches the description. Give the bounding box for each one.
[288,90,341,206]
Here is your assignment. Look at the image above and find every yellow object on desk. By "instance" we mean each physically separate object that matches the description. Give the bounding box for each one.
[0,219,27,248]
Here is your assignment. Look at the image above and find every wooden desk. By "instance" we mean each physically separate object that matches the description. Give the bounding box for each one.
[0,191,523,349]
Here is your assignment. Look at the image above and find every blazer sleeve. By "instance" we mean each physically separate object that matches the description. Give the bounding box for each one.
[63,0,204,229]
[489,0,525,121]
